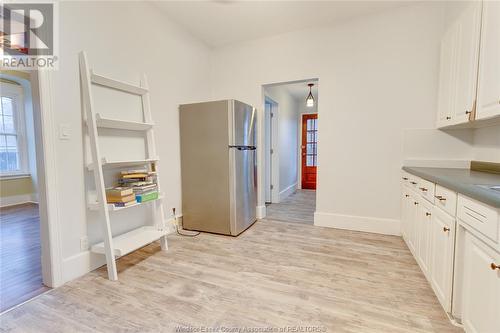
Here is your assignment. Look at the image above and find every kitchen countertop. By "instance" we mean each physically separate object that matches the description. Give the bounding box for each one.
[402,166,500,208]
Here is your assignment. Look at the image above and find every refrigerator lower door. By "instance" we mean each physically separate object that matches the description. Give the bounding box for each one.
[230,147,257,235]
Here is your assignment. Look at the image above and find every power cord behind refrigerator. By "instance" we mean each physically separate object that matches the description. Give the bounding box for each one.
[172,208,200,237]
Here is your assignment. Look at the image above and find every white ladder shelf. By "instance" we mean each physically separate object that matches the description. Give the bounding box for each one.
[79,51,168,281]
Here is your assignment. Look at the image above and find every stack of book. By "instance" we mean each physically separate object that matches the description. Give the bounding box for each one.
[119,169,159,203]
[105,187,137,207]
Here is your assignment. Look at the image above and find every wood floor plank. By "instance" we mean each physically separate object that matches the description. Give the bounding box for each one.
[0,203,50,313]
[0,194,462,332]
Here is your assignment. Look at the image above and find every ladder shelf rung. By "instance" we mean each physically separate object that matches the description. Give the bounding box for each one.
[91,71,148,96]
[95,113,153,131]
[87,157,159,171]
[91,226,166,257]
[88,194,164,211]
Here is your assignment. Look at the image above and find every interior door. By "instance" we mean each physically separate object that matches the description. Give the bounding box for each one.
[301,114,318,190]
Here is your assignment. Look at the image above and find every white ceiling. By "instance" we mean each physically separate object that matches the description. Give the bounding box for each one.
[153,1,412,47]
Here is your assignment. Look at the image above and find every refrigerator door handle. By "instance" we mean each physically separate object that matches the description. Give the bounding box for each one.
[229,145,257,151]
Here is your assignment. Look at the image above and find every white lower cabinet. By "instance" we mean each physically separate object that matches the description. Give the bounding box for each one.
[429,206,455,312]
[401,171,500,331]
[462,232,500,333]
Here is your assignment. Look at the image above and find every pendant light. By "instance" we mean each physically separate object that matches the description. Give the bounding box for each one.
[306,83,315,107]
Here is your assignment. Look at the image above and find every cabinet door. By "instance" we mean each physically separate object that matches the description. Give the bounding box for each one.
[430,207,455,312]
[417,201,432,276]
[408,194,420,255]
[462,232,500,333]
[437,26,458,127]
[476,1,500,120]
[454,2,482,123]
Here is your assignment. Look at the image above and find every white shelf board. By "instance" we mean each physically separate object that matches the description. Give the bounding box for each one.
[87,157,159,170]
[88,194,163,211]
[91,226,166,257]
[90,71,148,96]
[95,113,153,131]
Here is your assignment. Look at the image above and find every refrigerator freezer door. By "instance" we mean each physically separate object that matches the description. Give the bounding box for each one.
[229,100,256,147]
[230,147,257,235]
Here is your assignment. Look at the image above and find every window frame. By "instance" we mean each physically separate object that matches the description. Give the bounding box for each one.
[0,82,29,177]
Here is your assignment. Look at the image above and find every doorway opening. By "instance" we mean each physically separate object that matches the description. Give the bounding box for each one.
[261,79,318,225]
[0,71,50,312]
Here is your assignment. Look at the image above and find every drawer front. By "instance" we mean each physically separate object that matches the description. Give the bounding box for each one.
[457,195,499,243]
[401,171,411,187]
[435,185,457,216]
[416,178,436,204]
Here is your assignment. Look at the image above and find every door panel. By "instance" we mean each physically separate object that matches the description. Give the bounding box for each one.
[462,232,500,333]
[231,100,256,147]
[301,114,318,190]
[230,148,257,235]
[430,207,455,312]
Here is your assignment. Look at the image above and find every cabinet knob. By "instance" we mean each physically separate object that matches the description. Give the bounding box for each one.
[435,195,446,201]
[443,227,450,232]
[419,187,428,192]
[446,116,451,120]
[491,263,500,270]
[414,202,419,205]
[426,212,431,216]
[410,181,417,185]
[402,177,408,180]
[405,194,410,198]
[465,110,471,115]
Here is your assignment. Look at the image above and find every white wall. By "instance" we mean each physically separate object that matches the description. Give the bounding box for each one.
[53,1,211,282]
[210,2,467,235]
[263,85,300,199]
[472,126,500,163]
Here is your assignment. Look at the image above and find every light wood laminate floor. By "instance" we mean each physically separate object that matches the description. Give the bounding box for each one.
[0,219,461,332]
[266,190,315,224]
[0,203,50,313]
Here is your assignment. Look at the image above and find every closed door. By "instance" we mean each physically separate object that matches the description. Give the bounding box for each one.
[462,232,500,333]
[476,1,500,120]
[430,207,455,312]
[301,114,317,190]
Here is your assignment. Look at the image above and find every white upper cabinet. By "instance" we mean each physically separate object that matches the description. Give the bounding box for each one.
[476,1,500,121]
[437,2,482,128]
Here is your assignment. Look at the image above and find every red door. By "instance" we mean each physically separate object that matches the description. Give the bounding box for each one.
[301,114,318,190]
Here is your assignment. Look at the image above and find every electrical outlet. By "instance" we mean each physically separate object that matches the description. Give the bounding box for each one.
[80,236,89,251]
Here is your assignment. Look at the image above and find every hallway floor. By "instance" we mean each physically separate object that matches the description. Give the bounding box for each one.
[265,189,315,224]
[0,203,49,313]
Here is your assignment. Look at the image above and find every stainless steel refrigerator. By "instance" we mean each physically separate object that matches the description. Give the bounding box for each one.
[179,100,257,236]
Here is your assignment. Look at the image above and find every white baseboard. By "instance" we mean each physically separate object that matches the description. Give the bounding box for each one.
[279,182,297,201]
[256,205,266,219]
[61,216,179,284]
[0,194,36,208]
[314,211,401,236]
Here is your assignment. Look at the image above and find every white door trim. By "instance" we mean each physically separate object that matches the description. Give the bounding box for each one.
[32,70,63,288]
[264,96,280,204]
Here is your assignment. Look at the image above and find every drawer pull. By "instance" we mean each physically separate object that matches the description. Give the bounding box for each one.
[443,227,450,232]
[419,187,428,192]
[402,177,408,180]
[426,212,431,217]
[410,181,417,185]
[414,202,419,205]
[435,195,446,201]
[491,263,500,270]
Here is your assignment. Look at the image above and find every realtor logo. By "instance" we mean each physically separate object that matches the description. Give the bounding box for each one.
[0,2,58,69]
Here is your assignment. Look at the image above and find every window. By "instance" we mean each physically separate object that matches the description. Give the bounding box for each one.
[0,83,27,176]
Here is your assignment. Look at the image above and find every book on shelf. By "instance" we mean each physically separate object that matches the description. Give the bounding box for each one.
[113,200,137,208]
[105,187,133,197]
[106,193,136,203]
[136,191,159,203]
